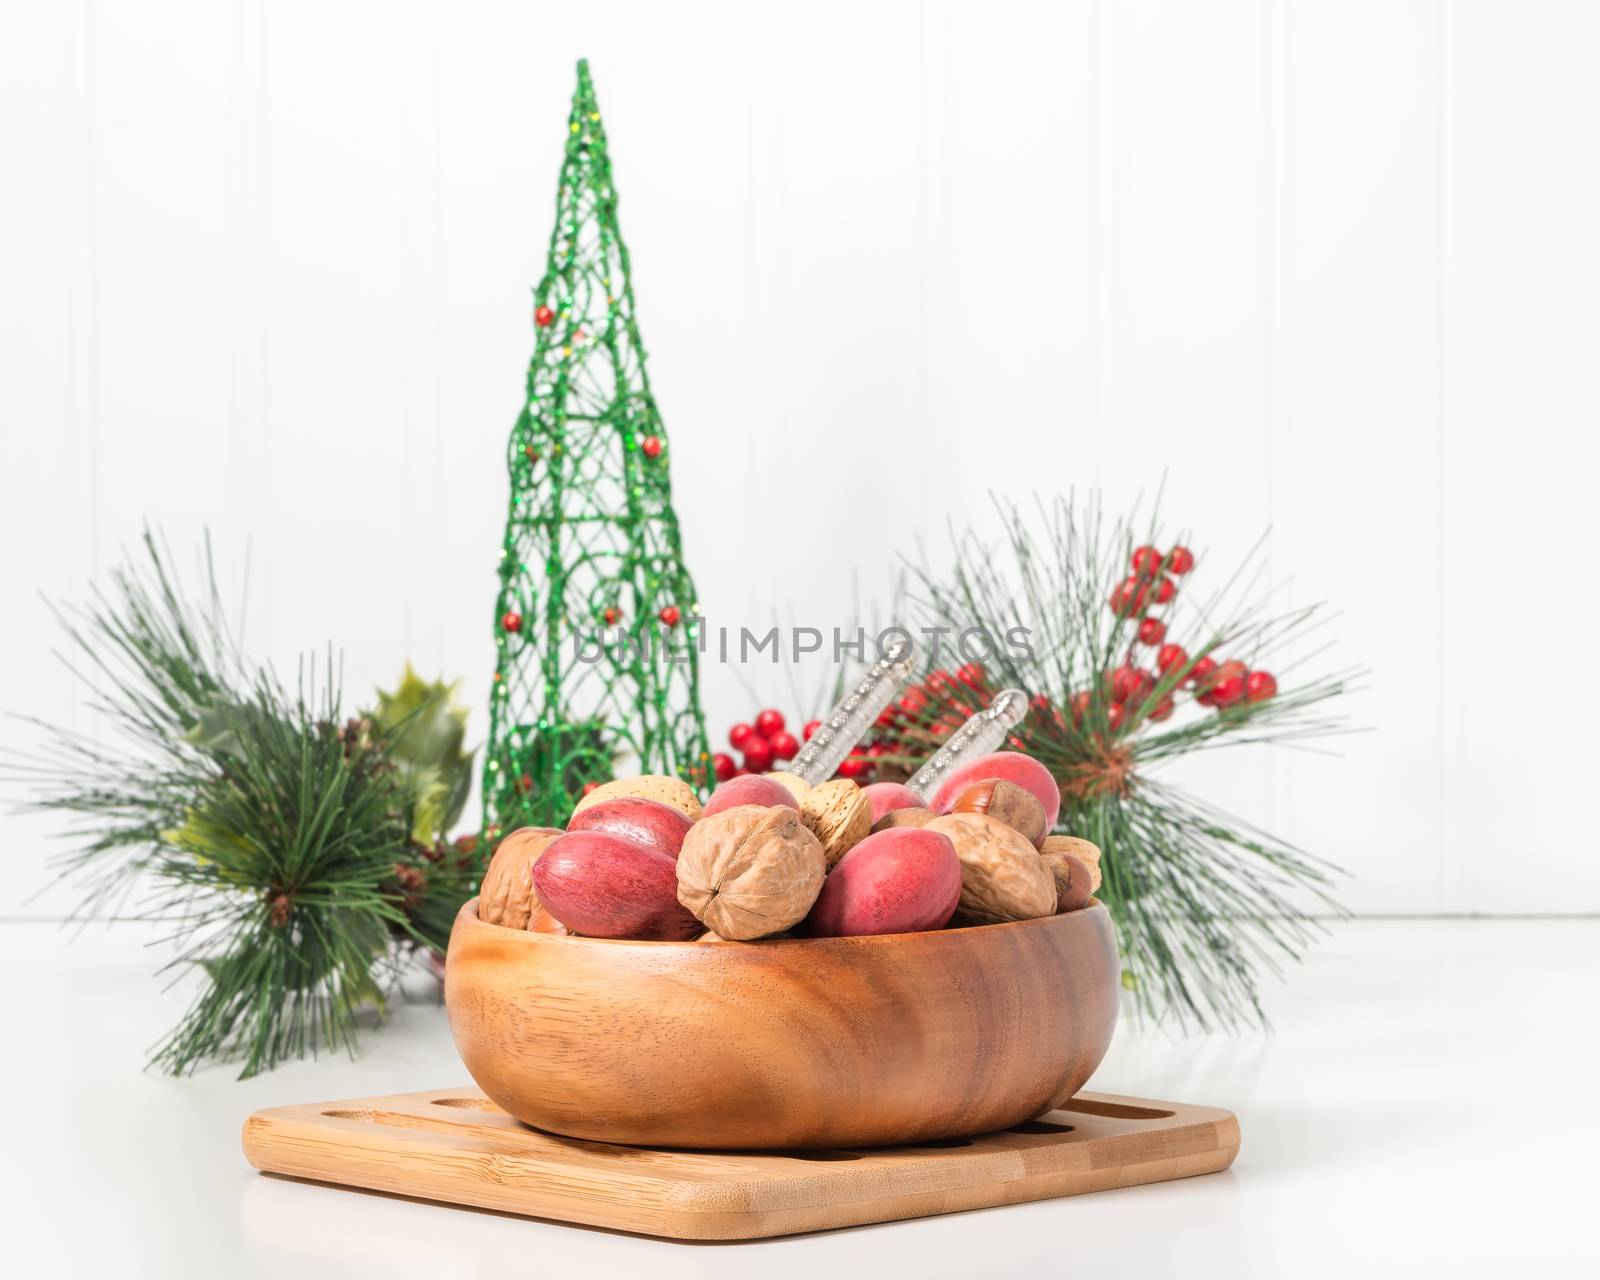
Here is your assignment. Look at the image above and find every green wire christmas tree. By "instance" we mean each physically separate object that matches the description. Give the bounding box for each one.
[484,59,711,834]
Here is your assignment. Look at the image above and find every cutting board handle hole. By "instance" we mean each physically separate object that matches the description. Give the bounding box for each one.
[1009,1120,1074,1135]
[430,1097,503,1112]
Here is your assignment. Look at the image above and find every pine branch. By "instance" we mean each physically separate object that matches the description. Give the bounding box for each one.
[6,531,475,1077]
[875,492,1360,1029]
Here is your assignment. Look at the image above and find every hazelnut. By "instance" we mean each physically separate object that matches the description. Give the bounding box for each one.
[1041,835,1102,895]
[798,778,872,868]
[571,775,702,822]
[1044,852,1093,912]
[925,812,1057,926]
[477,826,561,929]
[676,805,826,940]
[948,779,1048,846]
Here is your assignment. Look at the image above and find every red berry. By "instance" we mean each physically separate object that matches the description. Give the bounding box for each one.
[1149,696,1175,722]
[755,708,785,737]
[837,754,869,779]
[658,604,680,627]
[875,706,898,729]
[535,305,555,327]
[1109,577,1149,616]
[641,435,663,459]
[1206,663,1247,707]
[956,662,986,688]
[712,752,737,782]
[742,736,774,771]
[1070,690,1092,724]
[898,687,928,716]
[802,718,821,740]
[1131,545,1163,578]
[581,781,599,796]
[1105,702,1126,731]
[1154,575,1176,604]
[926,669,954,692]
[1246,670,1278,702]
[934,715,964,735]
[1156,643,1188,675]
[1137,617,1166,646]
[1111,665,1150,703]
[1166,545,1195,574]
[770,730,800,761]
[516,773,533,794]
[728,722,754,749]
[1210,674,1247,708]
[1188,656,1219,688]
[602,606,620,625]
[501,610,523,634]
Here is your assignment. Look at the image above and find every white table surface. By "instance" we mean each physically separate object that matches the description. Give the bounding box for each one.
[3,917,1596,1277]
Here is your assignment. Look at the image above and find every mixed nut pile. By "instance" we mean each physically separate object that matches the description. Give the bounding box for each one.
[477,750,1102,942]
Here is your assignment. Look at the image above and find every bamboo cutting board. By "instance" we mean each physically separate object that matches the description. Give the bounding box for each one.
[242,1087,1239,1240]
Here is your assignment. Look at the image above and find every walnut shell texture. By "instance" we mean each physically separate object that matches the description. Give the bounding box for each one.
[477,826,562,929]
[926,812,1057,926]
[571,775,702,822]
[799,778,872,868]
[676,804,826,940]
[871,806,937,833]
[1041,835,1103,895]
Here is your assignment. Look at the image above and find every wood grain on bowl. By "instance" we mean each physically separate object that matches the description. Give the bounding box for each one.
[445,898,1118,1149]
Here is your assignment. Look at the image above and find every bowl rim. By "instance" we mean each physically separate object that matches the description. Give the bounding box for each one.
[453,895,1107,951]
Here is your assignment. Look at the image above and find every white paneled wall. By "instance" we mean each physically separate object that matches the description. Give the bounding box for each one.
[3,0,1596,916]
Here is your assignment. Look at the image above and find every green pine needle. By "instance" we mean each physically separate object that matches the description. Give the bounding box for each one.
[885,491,1359,1030]
[7,531,476,1077]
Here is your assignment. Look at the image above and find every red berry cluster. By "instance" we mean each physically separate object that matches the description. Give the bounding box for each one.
[714,708,801,782]
[1187,658,1277,708]
[1105,542,1277,717]
[1108,542,1193,624]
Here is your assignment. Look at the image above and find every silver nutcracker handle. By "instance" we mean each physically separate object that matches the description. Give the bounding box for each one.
[904,688,1028,801]
[786,637,915,787]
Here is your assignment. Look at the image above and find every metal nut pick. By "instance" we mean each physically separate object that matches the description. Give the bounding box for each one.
[904,688,1029,801]
[786,636,915,787]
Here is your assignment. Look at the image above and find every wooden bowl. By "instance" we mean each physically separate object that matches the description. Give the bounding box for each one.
[445,898,1119,1150]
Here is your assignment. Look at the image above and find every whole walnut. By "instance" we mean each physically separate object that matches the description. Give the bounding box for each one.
[676,804,826,940]
[477,826,562,929]
[925,812,1057,926]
